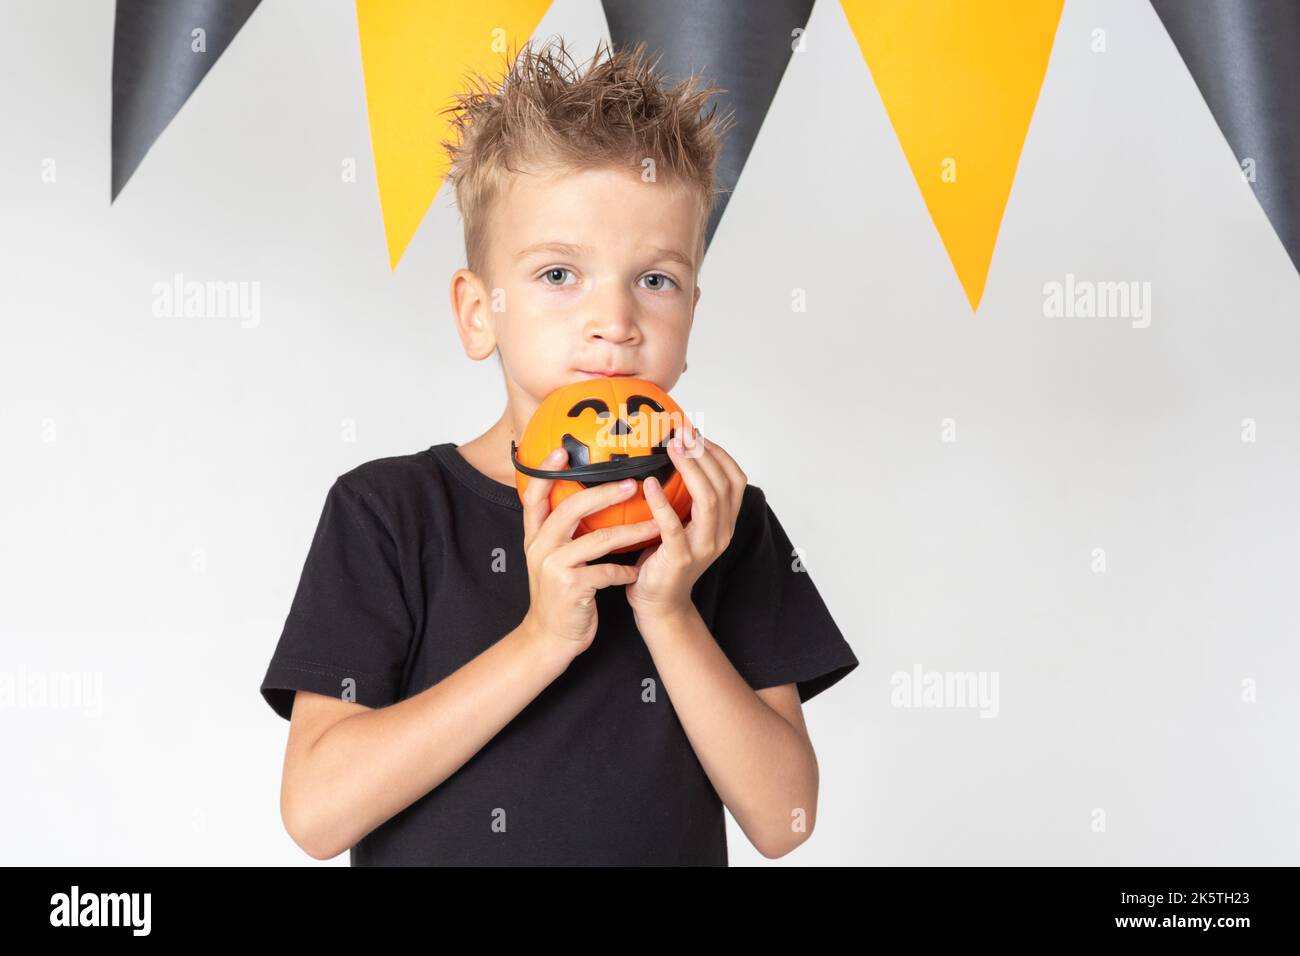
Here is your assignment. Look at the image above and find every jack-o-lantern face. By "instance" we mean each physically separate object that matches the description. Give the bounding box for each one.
[558,392,678,488]
[512,377,693,553]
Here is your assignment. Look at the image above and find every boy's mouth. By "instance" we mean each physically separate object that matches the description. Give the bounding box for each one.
[576,369,636,378]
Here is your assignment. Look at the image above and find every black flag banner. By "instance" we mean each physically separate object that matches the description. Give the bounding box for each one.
[1151,0,1300,275]
[600,0,815,255]
[111,0,262,201]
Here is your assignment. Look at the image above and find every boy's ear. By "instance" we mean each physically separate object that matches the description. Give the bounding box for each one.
[450,267,498,361]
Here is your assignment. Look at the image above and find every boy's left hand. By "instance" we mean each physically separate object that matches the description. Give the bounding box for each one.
[625,422,746,624]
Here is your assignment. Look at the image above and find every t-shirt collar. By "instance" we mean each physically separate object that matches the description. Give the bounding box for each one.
[430,443,523,511]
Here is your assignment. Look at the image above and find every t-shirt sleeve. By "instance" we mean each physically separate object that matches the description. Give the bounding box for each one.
[259,475,416,721]
[709,486,860,704]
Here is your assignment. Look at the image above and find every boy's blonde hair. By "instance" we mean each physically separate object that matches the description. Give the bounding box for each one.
[441,36,736,279]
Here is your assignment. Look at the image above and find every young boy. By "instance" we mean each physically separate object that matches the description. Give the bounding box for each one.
[259,38,859,866]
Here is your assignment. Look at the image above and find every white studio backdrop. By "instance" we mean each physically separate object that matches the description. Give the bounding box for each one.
[2,0,1298,865]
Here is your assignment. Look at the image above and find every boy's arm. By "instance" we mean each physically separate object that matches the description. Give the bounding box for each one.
[279,619,570,860]
[637,606,819,860]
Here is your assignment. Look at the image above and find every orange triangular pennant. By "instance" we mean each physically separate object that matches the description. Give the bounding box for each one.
[842,0,1064,309]
[356,1,553,270]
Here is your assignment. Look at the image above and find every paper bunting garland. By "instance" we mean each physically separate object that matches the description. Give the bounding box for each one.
[108,0,1299,289]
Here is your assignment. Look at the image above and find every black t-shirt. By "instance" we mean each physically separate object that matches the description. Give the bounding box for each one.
[259,442,859,865]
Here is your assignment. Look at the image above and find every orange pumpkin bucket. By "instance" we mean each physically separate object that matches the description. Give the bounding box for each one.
[511,377,693,553]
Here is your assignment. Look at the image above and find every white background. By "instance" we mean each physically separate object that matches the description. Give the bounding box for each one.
[2,0,1298,865]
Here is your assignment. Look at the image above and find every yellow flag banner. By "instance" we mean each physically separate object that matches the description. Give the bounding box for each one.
[356,0,553,270]
[841,0,1064,310]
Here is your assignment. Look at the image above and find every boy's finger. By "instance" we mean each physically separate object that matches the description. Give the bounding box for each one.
[701,437,747,497]
[642,474,689,551]
[571,561,641,592]
[556,519,659,567]
[540,478,640,550]
[682,426,729,503]
[522,447,566,540]
[665,433,714,536]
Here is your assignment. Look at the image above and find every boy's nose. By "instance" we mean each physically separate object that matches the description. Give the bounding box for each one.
[583,288,640,343]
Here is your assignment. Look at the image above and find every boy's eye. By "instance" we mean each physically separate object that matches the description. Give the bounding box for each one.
[541,267,575,287]
[640,273,677,292]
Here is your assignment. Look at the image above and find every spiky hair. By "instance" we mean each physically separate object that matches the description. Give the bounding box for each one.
[441,36,736,277]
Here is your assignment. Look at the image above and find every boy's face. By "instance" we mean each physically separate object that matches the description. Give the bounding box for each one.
[456,163,702,418]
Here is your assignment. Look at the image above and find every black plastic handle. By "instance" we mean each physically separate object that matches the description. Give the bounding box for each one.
[511,440,672,483]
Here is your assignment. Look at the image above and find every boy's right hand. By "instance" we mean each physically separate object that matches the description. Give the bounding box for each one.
[520,447,659,659]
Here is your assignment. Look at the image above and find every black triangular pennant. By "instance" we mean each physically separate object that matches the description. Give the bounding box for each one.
[1151,0,1300,275]
[601,0,816,256]
[111,0,262,201]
